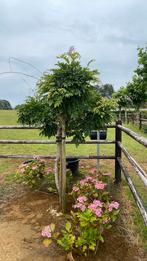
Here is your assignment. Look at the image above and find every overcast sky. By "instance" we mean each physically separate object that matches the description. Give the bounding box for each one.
[0,0,147,106]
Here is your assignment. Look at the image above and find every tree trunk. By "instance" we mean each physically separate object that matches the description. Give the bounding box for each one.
[55,127,62,193]
[60,120,66,213]
[56,118,66,213]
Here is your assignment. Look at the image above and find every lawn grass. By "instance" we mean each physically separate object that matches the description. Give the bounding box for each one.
[0,110,147,248]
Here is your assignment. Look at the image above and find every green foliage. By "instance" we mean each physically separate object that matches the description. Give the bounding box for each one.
[57,221,75,251]
[126,47,147,110]
[41,173,120,256]
[0,100,12,110]
[136,47,147,84]
[113,87,131,109]
[127,76,147,110]
[96,83,114,98]
[16,158,46,188]
[18,49,114,143]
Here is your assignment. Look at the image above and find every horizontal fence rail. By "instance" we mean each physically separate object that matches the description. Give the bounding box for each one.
[118,125,147,148]
[140,118,147,122]
[0,121,147,225]
[0,140,115,145]
[118,142,147,186]
[0,124,117,129]
[118,158,147,226]
[0,154,115,160]
[0,125,38,129]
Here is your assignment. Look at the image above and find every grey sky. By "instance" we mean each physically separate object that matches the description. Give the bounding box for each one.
[0,0,147,106]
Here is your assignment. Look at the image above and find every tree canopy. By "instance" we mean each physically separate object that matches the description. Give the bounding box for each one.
[18,49,114,143]
[0,100,12,110]
[96,83,114,98]
[113,87,131,109]
[126,47,147,110]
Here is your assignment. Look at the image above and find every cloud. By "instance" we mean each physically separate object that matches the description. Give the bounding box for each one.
[0,0,147,105]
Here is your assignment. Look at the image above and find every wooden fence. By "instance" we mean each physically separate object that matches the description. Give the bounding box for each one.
[0,121,147,225]
[139,112,147,131]
[115,110,147,131]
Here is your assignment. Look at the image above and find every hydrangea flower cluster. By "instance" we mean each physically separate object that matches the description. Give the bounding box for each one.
[88,200,103,217]
[71,174,120,221]
[17,159,46,188]
[79,176,106,190]
[42,225,52,238]
[41,173,120,257]
[108,201,119,212]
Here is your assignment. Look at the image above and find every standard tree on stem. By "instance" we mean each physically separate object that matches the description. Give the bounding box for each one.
[18,48,114,212]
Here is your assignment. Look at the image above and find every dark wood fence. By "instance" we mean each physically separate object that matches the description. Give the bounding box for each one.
[0,122,147,225]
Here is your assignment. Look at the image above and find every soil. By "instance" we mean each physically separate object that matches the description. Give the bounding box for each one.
[0,160,147,261]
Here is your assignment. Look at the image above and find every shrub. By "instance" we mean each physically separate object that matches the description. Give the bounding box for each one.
[17,158,46,188]
[41,172,120,257]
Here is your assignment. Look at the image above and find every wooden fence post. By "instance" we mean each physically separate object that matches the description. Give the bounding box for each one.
[139,112,142,130]
[115,120,122,183]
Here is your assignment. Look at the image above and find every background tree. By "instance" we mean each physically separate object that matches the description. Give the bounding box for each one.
[126,47,147,110]
[127,76,146,111]
[18,48,114,212]
[0,100,12,110]
[113,87,131,120]
[95,83,114,98]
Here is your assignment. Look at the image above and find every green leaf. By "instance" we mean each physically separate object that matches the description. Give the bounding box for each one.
[99,235,104,243]
[89,244,96,251]
[50,223,55,232]
[43,238,52,247]
[65,221,71,232]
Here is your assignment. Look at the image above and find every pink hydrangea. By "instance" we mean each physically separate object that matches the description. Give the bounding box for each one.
[41,225,52,238]
[93,200,103,207]
[32,165,38,170]
[85,176,94,182]
[80,176,96,186]
[94,208,102,217]
[73,203,86,212]
[72,186,79,192]
[95,181,106,190]
[20,168,25,174]
[80,179,88,186]
[108,201,119,212]
[47,167,53,173]
[88,200,103,212]
[77,196,87,203]
[89,168,97,174]
[19,163,25,169]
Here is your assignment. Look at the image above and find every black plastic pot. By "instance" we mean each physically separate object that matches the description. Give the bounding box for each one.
[90,130,107,140]
[66,158,80,177]
[23,160,34,164]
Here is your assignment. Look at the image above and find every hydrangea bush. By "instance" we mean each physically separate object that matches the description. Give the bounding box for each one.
[41,172,120,257]
[17,157,46,188]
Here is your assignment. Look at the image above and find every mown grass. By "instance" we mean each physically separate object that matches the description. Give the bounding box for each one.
[0,110,147,248]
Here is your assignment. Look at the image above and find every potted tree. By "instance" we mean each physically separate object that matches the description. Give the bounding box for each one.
[18,48,114,212]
